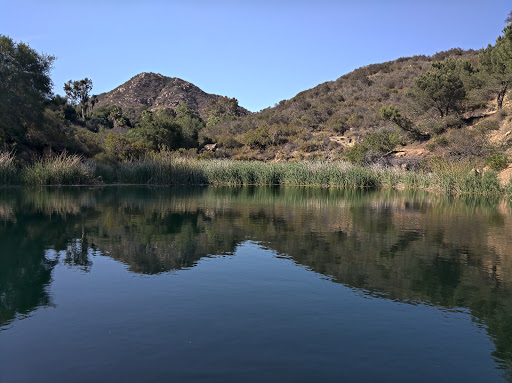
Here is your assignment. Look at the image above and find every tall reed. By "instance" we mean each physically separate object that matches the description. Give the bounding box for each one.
[115,158,382,188]
[427,161,501,195]
[0,151,17,185]
[22,152,93,185]
[110,157,506,194]
[1,152,507,196]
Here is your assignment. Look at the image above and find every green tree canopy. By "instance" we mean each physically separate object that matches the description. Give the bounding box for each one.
[409,59,473,117]
[175,102,205,148]
[129,109,183,151]
[378,105,424,138]
[206,96,242,127]
[0,35,54,146]
[108,106,130,128]
[64,78,93,120]
[479,23,512,109]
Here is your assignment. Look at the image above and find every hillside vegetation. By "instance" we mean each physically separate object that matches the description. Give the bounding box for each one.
[1,11,512,187]
[200,49,486,161]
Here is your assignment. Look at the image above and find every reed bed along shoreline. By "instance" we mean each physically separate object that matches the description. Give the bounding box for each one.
[1,151,510,196]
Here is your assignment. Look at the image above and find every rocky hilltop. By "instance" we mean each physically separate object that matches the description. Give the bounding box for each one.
[96,72,249,120]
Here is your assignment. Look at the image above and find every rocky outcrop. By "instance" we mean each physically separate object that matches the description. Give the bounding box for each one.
[95,72,249,120]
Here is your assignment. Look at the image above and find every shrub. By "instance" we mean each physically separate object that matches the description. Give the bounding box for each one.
[426,136,449,151]
[73,128,103,157]
[418,115,462,136]
[345,128,400,164]
[102,133,146,163]
[86,117,110,132]
[496,109,508,121]
[485,154,508,171]
[243,126,271,149]
[477,119,500,132]
[447,129,491,159]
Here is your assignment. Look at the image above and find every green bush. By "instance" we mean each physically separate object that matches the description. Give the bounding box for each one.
[345,129,400,164]
[101,133,146,163]
[243,126,271,149]
[485,154,508,171]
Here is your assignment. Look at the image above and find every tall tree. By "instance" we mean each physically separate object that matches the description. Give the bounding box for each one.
[64,78,93,120]
[479,22,512,109]
[409,59,472,117]
[90,95,98,114]
[0,35,54,146]
[176,102,205,147]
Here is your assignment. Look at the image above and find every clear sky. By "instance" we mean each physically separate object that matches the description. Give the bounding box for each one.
[1,0,510,111]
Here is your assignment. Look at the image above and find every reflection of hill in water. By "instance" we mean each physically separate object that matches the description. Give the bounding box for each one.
[1,186,512,372]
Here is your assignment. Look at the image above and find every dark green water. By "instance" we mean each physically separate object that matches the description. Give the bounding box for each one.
[1,186,512,382]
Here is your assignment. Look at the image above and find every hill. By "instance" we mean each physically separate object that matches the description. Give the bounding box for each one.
[95,72,250,120]
[4,31,511,174]
[200,48,491,161]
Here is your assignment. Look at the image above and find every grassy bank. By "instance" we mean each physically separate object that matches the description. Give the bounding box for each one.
[1,151,510,195]
[0,151,17,185]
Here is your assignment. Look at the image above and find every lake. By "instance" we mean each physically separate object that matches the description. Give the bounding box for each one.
[1,186,511,382]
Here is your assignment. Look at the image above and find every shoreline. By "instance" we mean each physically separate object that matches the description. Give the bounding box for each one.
[2,156,510,196]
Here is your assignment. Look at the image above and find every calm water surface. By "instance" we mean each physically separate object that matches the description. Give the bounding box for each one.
[1,187,512,382]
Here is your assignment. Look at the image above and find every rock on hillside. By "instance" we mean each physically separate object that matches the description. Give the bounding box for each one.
[95,72,249,120]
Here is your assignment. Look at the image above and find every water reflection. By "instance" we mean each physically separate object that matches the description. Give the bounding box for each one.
[1,186,512,377]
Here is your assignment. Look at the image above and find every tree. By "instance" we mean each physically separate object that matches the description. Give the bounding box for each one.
[345,128,400,165]
[479,23,512,109]
[129,109,183,151]
[378,105,425,138]
[0,35,54,146]
[176,102,205,148]
[506,10,512,24]
[90,95,98,113]
[206,96,242,127]
[409,59,471,117]
[108,106,123,128]
[64,78,93,120]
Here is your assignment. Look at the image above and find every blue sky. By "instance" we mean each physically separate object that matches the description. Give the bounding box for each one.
[1,0,510,111]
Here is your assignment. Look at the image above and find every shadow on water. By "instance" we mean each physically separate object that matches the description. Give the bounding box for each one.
[1,186,512,379]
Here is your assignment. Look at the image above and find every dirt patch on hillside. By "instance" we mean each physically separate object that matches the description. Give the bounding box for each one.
[498,166,512,186]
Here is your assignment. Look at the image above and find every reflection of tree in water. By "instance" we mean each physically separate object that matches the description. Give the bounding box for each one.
[1,186,512,377]
[0,188,100,326]
[251,200,512,376]
[63,227,93,270]
[0,213,58,327]
[88,210,241,274]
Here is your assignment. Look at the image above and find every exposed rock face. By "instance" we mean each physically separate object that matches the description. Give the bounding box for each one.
[95,72,249,120]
